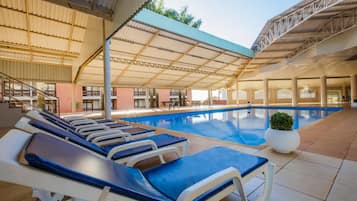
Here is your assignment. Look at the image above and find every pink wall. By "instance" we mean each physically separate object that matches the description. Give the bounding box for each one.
[157,89,170,107]
[56,83,82,113]
[116,88,134,110]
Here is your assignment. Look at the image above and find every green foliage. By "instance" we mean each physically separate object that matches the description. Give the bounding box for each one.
[75,101,82,110]
[270,112,293,131]
[37,93,46,109]
[146,0,202,29]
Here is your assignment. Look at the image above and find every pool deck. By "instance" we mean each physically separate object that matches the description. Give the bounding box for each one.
[1,106,357,201]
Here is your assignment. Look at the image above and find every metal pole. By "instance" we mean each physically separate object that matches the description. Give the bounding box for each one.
[103,20,112,120]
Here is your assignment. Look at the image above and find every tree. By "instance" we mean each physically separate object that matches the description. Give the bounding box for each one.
[146,0,202,29]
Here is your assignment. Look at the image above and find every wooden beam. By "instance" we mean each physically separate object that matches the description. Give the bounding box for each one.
[206,76,227,88]
[169,51,226,86]
[24,0,32,61]
[0,42,79,58]
[143,42,199,86]
[113,30,160,83]
[0,5,86,29]
[0,25,83,43]
[63,11,76,64]
[188,57,241,87]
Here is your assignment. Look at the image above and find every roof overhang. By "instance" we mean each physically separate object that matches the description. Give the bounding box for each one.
[76,9,253,89]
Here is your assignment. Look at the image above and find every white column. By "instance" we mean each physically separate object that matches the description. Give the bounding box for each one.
[103,19,111,119]
[145,88,150,108]
[263,79,269,106]
[292,77,298,106]
[208,89,212,105]
[351,74,357,103]
[235,79,239,104]
[320,76,327,107]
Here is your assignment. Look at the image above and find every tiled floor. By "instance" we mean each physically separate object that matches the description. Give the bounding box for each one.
[1,107,357,201]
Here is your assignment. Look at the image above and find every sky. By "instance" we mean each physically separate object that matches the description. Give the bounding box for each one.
[164,0,301,48]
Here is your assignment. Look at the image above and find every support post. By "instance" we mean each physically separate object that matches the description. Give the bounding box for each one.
[263,79,269,106]
[208,89,212,105]
[320,76,327,107]
[145,88,150,108]
[235,79,239,105]
[351,74,357,103]
[103,20,111,120]
[292,77,298,106]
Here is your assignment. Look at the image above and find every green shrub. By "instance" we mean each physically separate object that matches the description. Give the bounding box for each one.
[270,112,293,131]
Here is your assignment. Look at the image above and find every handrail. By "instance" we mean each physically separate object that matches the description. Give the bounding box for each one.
[0,72,55,98]
[0,72,60,115]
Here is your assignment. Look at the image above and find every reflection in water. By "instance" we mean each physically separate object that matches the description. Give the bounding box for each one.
[124,108,341,147]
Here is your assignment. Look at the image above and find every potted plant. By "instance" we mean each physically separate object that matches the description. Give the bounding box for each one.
[265,112,300,153]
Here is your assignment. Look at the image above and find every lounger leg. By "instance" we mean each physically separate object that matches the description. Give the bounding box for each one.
[233,177,247,201]
[32,188,64,201]
[182,142,189,156]
[256,163,275,201]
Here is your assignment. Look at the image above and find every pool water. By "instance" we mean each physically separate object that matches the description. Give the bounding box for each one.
[121,107,342,146]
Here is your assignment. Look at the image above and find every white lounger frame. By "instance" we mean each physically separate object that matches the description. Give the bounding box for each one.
[15,117,189,164]
[0,129,274,201]
[26,110,132,135]
[25,110,155,141]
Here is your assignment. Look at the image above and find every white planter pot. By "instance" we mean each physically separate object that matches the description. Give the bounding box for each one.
[265,128,300,154]
[351,102,357,108]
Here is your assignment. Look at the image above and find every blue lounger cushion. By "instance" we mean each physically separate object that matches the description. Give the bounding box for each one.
[103,134,187,160]
[25,133,170,201]
[39,111,131,131]
[29,119,187,160]
[143,147,268,200]
[29,119,108,156]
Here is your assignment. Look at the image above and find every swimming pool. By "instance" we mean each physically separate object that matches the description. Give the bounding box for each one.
[121,107,342,146]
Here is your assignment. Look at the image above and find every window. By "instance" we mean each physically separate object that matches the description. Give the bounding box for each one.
[254,90,263,100]
[300,88,316,98]
[238,90,247,100]
[277,89,292,99]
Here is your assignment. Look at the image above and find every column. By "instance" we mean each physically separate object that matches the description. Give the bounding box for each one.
[227,88,233,104]
[263,79,269,106]
[292,77,298,106]
[208,89,212,105]
[235,79,239,104]
[145,88,150,108]
[351,74,357,103]
[320,76,327,107]
[103,18,111,119]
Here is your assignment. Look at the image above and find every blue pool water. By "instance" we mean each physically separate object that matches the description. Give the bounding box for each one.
[121,107,342,146]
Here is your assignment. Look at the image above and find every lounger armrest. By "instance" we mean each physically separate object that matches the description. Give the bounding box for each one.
[177,167,247,201]
[63,116,86,122]
[70,119,97,126]
[91,133,132,144]
[126,147,181,167]
[107,140,158,160]
[75,124,108,134]
[86,130,125,141]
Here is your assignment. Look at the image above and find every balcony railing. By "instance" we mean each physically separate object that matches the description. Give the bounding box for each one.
[134,91,146,96]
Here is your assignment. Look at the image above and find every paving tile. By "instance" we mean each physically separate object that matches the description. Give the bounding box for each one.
[335,160,357,187]
[248,184,322,201]
[274,168,333,200]
[296,151,342,168]
[284,159,339,181]
[326,182,357,201]
[233,177,264,198]
[255,147,298,167]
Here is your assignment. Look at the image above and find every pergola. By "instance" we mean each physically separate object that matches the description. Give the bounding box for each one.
[75,9,253,89]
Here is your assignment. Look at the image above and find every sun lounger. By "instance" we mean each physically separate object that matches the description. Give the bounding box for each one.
[0,129,274,201]
[26,110,153,139]
[15,118,189,164]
